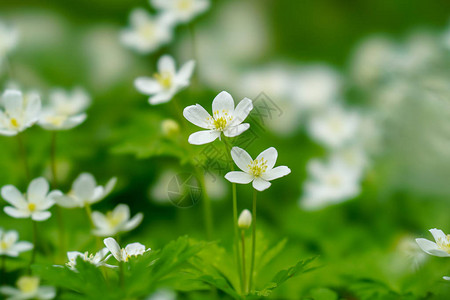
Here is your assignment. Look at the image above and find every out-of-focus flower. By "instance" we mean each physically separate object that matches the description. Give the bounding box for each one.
[0,89,41,136]
[238,209,252,230]
[396,236,428,271]
[300,157,361,210]
[54,173,116,208]
[92,204,143,237]
[330,146,368,178]
[161,119,180,137]
[151,0,209,24]
[135,55,195,105]
[1,177,60,221]
[416,228,450,257]
[0,276,56,300]
[66,248,114,270]
[103,237,150,262]
[183,91,253,144]
[225,147,291,191]
[307,105,361,149]
[146,289,177,300]
[120,9,173,54]
[0,20,18,65]
[0,228,33,257]
[38,87,90,130]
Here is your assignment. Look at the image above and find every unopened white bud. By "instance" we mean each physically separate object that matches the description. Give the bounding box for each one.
[238,209,252,230]
[161,119,180,137]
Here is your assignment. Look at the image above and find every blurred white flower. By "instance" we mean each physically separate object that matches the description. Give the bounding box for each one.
[1,177,60,221]
[0,20,18,65]
[307,105,361,149]
[54,173,116,208]
[146,289,177,300]
[0,228,33,257]
[66,248,114,270]
[330,146,368,178]
[396,236,428,271]
[238,209,252,230]
[225,147,291,191]
[103,237,150,262]
[151,0,209,24]
[0,276,55,300]
[120,8,173,54]
[135,55,195,105]
[92,204,143,237]
[300,157,361,210]
[161,119,180,137]
[183,91,253,144]
[0,89,41,136]
[416,228,450,257]
[38,87,90,130]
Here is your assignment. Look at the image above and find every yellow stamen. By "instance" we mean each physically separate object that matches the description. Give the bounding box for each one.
[28,203,36,212]
[177,0,193,11]
[248,158,268,177]
[10,118,19,128]
[154,72,172,89]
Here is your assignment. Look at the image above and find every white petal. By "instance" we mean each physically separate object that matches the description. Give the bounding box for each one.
[4,230,18,244]
[416,238,450,257]
[3,89,23,118]
[73,173,96,201]
[113,204,130,222]
[53,195,81,208]
[149,92,174,105]
[443,276,450,281]
[122,213,143,232]
[176,60,195,84]
[104,177,117,196]
[0,286,20,296]
[223,123,250,138]
[27,177,49,204]
[256,147,278,170]
[229,97,253,126]
[262,166,291,181]
[104,237,123,262]
[31,211,51,221]
[183,104,211,129]
[188,130,220,145]
[230,147,253,172]
[224,171,254,184]
[92,211,108,229]
[212,91,234,114]
[125,242,146,256]
[67,251,83,261]
[134,77,162,95]
[252,178,271,191]
[158,55,176,75]
[1,185,28,209]
[10,241,33,253]
[4,206,30,219]
[430,228,447,243]
[37,286,56,300]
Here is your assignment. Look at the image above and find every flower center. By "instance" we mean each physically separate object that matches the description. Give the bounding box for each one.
[17,276,40,293]
[327,175,342,187]
[437,235,450,253]
[138,23,155,39]
[210,110,232,131]
[106,211,123,228]
[28,203,36,212]
[45,115,67,126]
[154,72,173,89]
[10,118,19,128]
[248,158,268,177]
[0,240,10,250]
[177,0,193,11]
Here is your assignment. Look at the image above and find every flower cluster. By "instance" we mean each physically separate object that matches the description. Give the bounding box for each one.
[416,228,450,280]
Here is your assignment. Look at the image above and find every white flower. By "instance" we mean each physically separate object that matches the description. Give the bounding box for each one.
[416,228,450,257]
[183,91,253,145]
[0,276,56,300]
[300,157,361,210]
[66,248,115,270]
[444,276,450,281]
[225,147,291,191]
[92,204,143,237]
[53,173,116,208]
[103,237,150,262]
[151,0,210,24]
[1,177,60,221]
[120,8,173,54]
[238,209,252,230]
[307,105,361,149]
[135,55,195,105]
[0,21,18,64]
[0,228,33,257]
[0,89,41,136]
[38,87,90,130]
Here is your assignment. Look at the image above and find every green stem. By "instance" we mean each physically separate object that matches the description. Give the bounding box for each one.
[195,169,213,240]
[248,189,257,292]
[119,261,125,288]
[29,220,38,272]
[17,133,30,181]
[241,230,247,295]
[84,204,101,249]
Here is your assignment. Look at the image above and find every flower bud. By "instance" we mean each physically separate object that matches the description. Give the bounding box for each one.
[238,209,252,230]
[161,119,180,137]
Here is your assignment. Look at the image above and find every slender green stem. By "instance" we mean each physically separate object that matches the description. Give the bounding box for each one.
[195,169,213,240]
[29,221,38,272]
[240,230,247,295]
[84,204,101,249]
[119,261,125,288]
[17,133,30,181]
[248,189,257,292]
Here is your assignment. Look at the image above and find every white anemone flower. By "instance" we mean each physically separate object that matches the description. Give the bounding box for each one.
[53,173,117,208]
[1,177,60,221]
[0,276,56,300]
[66,248,115,270]
[0,89,41,136]
[38,87,91,130]
[0,21,18,65]
[225,147,291,191]
[103,237,150,262]
[416,228,450,257]
[0,228,33,257]
[120,8,173,54]
[134,55,195,105]
[183,91,253,145]
[151,0,210,24]
[92,204,143,237]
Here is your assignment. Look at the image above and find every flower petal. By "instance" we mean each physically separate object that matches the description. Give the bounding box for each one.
[73,173,96,201]
[229,97,253,126]
[10,241,33,253]
[223,123,250,138]
[262,166,291,181]
[230,147,253,172]
[104,237,123,262]
[4,206,30,219]
[212,91,234,114]
[176,60,195,84]
[256,147,278,170]
[1,185,27,209]
[3,89,23,118]
[224,171,254,184]
[122,213,143,232]
[158,55,176,75]
[430,228,446,243]
[134,77,162,95]
[31,211,51,221]
[53,195,81,208]
[149,91,174,105]
[27,177,49,204]
[188,130,220,145]
[416,238,450,257]
[92,211,108,230]
[37,286,56,300]
[252,177,271,191]
[113,204,130,222]
[183,104,211,129]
